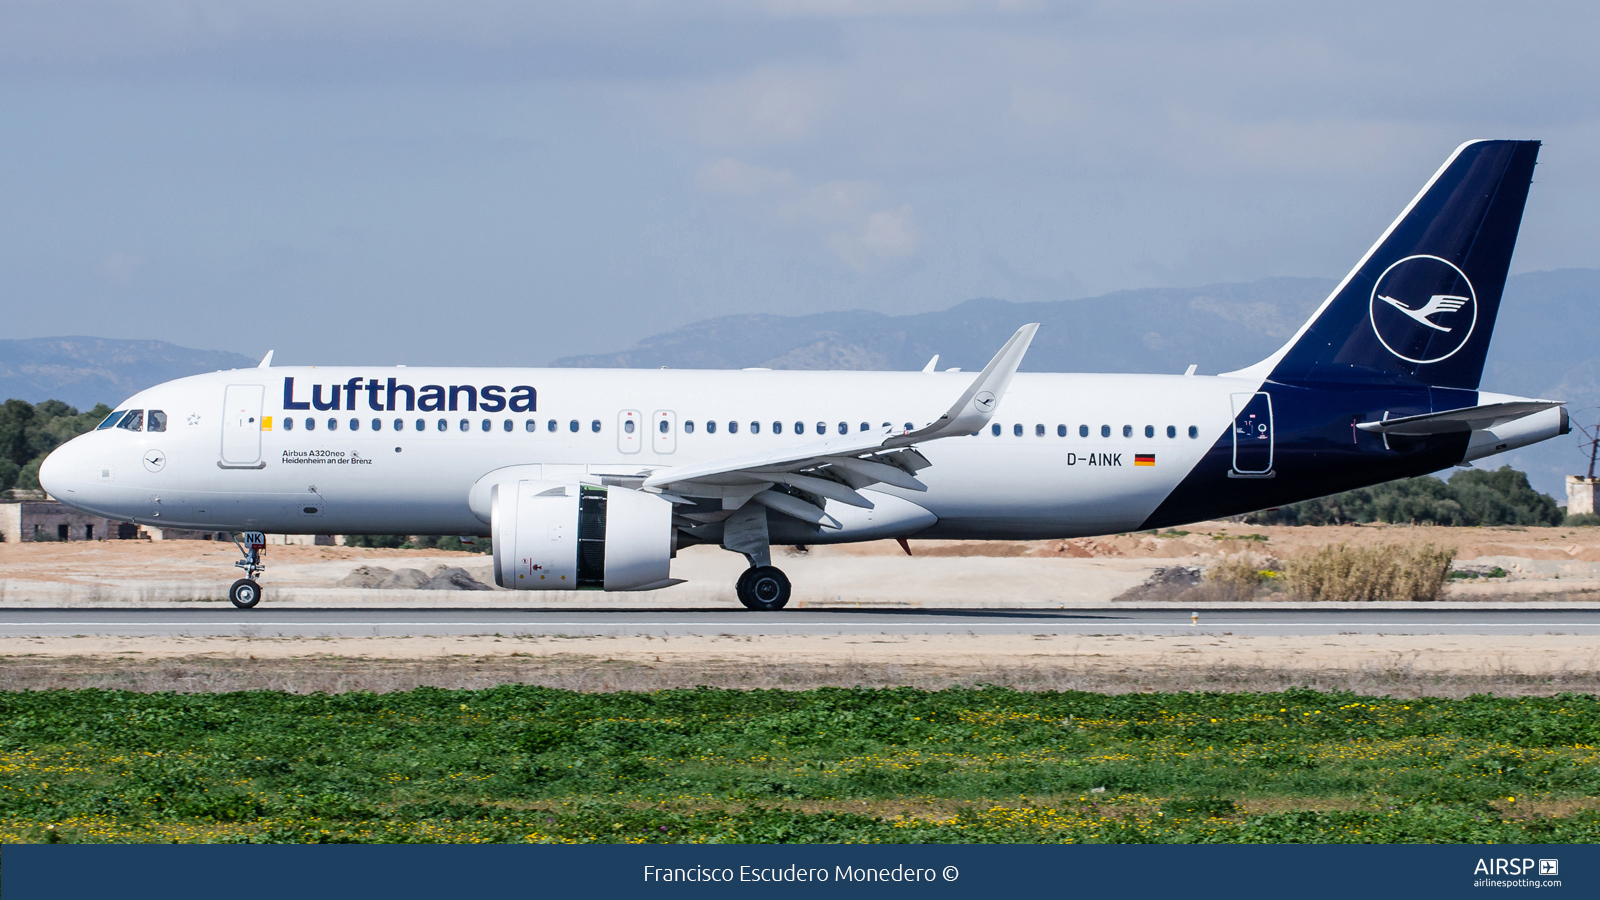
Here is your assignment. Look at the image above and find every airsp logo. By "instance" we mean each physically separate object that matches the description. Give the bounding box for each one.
[1368,254,1477,364]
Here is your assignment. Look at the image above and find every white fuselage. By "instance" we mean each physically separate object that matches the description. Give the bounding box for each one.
[40,366,1253,541]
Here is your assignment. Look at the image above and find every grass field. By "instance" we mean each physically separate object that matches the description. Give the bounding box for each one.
[2,686,1597,844]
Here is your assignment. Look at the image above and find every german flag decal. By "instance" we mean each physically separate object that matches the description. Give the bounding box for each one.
[1134,453,1155,466]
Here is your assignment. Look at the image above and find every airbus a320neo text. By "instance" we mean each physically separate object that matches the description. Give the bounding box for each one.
[42,140,1566,609]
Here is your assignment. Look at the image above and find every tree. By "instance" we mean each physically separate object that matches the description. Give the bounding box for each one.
[0,400,115,491]
[1245,465,1563,526]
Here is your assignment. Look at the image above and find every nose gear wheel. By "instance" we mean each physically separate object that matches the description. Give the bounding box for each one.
[229,578,262,609]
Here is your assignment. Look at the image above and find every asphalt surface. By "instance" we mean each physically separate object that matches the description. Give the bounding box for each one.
[1,607,1599,637]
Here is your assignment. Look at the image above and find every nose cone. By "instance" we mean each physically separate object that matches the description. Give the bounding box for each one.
[38,441,77,500]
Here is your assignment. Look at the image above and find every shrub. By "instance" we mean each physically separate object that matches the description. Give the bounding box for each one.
[1204,553,1274,601]
[1282,542,1455,602]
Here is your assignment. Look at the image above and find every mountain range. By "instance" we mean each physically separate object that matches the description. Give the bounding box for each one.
[4,268,1595,498]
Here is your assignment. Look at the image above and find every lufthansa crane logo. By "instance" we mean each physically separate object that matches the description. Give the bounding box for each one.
[1368,254,1477,364]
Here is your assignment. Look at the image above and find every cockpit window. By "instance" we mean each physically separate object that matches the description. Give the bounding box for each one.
[115,410,144,432]
[146,410,167,432]
[97,411,124,430]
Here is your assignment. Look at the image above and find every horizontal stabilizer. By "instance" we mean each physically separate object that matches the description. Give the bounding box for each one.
[1355,400,1563,436]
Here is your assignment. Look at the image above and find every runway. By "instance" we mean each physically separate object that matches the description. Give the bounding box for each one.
[2,607,1599,637]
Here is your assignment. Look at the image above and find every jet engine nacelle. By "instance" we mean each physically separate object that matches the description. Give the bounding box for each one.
[490,480,676,591]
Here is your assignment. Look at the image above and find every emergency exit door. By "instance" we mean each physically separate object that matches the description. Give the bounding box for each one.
[1230,392,1274,476]
[220,384,266,468]
[652,410,677,454]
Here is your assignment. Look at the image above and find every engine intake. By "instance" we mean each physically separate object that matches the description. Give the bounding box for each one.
[491,481,675,591]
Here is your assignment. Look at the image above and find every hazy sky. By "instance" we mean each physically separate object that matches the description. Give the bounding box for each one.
[2,1,1596,365]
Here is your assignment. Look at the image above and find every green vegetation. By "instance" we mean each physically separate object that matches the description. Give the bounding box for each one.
[1245,466,1562,527]
[1450,567,1508,580]
[0,399,113,492]
[2,686,1597,844]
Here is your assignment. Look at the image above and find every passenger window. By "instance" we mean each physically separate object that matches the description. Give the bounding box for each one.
[1188,425,1199,439]
[1167,425,1176,438]
[116,410,143,432]
[147,410,167,432]
[591,419,600,433]
[350,418,360,431]
[416,419,425,431]
[459,419,469,432]
[1144,425,1154,438]
[481,419,490,432]
[728,421,738,434]
[816,422,826,434]
[527,420,537,432]
[624,420,635,434]
[707,421,717,434]
[1013,424,1023,437]
[685,420,695,433]
[328,418,338,431]
[991,424,1001,436]
[503,419,512,433]
[96,411,123,430]
[882,422,891,429]
[307,418,316,432]
[1057,425,1066,437]
[1122,425,1132,438]
[904,422,913,433]
[569,420,579,433]
[860,422,869,432]
[1036,424,1045,437]
[394,418,404,431]
[794,421,804,435]
[750,421,760,434]
[837,422,846,435]
[547,419,556,432]
[284,417,295,431]
[658,420,669,434]
[372,418,382,431]
[438,419,448,432]
[1079,425,1089,437]
[1101,425,1110,437]
[773,421,783,434]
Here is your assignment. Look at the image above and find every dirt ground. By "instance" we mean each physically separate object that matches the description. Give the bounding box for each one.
[6,523,1600,607]
[0,632,1594,698]
[3,529,1598,693]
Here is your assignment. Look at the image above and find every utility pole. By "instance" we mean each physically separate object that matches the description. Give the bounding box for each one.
[1588,414,1599,479]
[1567,412,1600,519]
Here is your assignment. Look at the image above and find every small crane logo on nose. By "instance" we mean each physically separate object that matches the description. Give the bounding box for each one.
[142,451,166,473]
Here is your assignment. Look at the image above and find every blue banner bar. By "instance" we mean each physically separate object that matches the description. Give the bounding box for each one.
[4,844,1593,899]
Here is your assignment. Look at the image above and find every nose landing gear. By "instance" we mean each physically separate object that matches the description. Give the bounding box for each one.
[229,532,266,609]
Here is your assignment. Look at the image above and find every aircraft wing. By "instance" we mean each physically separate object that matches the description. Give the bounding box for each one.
[639,324,1038,523]
[1354,400,1564,437]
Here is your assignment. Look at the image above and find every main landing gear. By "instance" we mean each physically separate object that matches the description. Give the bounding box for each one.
[736,565,791,611]
[229,532,266,609]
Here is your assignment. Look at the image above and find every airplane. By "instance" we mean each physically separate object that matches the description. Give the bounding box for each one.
[39,139,1567,610]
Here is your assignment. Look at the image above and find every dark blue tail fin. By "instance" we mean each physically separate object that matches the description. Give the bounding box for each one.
[1238,140,1539,390]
